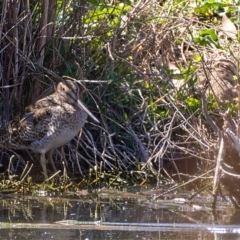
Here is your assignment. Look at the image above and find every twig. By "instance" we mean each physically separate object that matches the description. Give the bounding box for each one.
[201,92,219,133]
[212,132,225,209]
[44,170,61,182]
[226,128,240,154]
[154,168,215,199]
[20,161,29,179]
[20,163,33,182]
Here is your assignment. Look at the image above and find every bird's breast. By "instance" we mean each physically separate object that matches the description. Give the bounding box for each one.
[30,108,88,154]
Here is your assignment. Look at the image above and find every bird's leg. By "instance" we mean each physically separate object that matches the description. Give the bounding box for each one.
[40,153,48,180]
[47,149,57,173]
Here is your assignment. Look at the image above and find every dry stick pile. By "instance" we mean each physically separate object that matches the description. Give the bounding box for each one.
[0,0,240,202]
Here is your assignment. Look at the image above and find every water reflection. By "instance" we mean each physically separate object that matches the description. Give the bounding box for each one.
[0,189,239,240]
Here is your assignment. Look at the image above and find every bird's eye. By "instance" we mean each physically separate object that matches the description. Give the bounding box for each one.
[62,87,65,91]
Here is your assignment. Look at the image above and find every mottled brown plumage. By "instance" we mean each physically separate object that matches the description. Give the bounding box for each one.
[199,58,238,102]
[0,80,98,180]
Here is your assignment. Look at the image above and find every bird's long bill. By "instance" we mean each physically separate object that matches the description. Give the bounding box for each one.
[77,99,99,123]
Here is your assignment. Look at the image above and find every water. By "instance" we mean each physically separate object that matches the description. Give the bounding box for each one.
[0,189,239,240]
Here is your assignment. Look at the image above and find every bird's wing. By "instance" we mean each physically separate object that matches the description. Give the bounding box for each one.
[25,95,59,113]
[13,107,54,143]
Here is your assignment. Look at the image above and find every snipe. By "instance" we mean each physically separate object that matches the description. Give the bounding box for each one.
[0,80,98,180]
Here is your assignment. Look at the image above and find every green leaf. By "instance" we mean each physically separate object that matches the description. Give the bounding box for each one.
[193,29,219,47]
[185,97,201,111]
[194,2,231,16]
[87,0,99,5]
[199,29,218,41]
